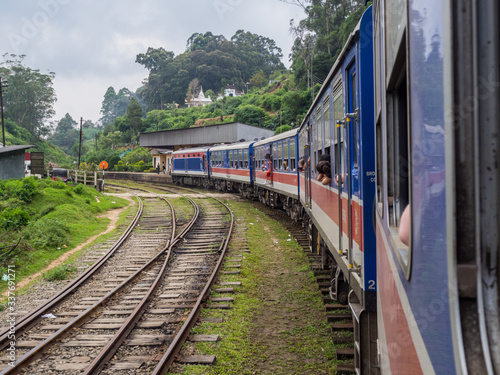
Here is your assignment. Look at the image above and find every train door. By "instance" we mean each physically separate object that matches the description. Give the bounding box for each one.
[333,83,345,253]
[347,63,359,268]
[304,121,312,207]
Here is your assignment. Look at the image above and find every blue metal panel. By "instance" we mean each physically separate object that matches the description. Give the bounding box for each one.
[173,158,185,172]
[248,144,254,183]
[187,157,204,172]
[358,5,377,299]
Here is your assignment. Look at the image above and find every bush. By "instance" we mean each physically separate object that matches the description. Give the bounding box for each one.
[0,208,30,230]
[26,217,71,249]
[44,264,77,281]
[234,105,269,127]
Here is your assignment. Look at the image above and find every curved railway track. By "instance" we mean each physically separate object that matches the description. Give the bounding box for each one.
[0,188,234,374]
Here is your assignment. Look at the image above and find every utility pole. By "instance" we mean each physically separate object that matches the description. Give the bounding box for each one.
[0,77,6,147]
[77,117,83,169]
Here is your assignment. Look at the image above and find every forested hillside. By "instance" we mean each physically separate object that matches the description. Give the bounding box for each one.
[0,0,369,169]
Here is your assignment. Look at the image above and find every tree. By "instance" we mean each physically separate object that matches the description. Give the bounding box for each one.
[99,87,134,127]
[125,98,143,143]
[49,113,78,155]
[186,78,201,102]
[0,54,56,139]
[231,30,285,80]
[100,87,117,127]
[249,70,267,88]
[234,104,268,126]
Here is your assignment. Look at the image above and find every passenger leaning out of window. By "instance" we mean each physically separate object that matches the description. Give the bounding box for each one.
[316,155,331,185]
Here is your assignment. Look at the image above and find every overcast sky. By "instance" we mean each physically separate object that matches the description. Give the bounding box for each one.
[0,0,303,125]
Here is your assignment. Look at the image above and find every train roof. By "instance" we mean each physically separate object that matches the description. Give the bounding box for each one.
[172,146,210,155]
[209,141,254,152]
[253,128,298,147]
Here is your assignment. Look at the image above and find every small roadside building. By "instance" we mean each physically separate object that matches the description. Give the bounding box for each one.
[0,145,34,180]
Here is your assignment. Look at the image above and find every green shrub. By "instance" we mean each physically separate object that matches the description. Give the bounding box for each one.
[44,264,77,281]
[73,184,85,195]
[0,208,30,230]
[26,217,71,249]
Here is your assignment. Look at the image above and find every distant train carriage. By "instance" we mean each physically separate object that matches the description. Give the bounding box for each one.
[208,141,254,197]
[297,5,377,372]
[253,129,299,194]
[171,147,209,187]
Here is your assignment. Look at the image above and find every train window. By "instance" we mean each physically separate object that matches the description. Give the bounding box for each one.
[385,37,411,276]
[243,149,248,169]
[290,139,296,171]
[273,143,278,170]
[350,71,358,168]
[315,108,322,178]
[283,140,289,172]
[239,149,243,168]
[323,96,331,157]
[278,142,283,170]
[229,150,233,168]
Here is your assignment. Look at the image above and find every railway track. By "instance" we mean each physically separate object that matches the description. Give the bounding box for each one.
[0,189,234,374]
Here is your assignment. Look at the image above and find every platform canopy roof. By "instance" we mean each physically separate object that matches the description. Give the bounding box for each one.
[140,122,274,150]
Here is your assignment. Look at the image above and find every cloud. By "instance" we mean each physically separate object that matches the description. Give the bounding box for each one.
[0,0,303,124]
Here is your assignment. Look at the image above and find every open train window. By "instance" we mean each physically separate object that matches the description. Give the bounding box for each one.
[290,139,296,171]
[283,140,289,171]
[243,149,248,169]
[273,143,278,170]
[278,142,283,170]
[315,108,322,178]
[386,36,412,278]
[323,96,332,158]
[229,150,233,168]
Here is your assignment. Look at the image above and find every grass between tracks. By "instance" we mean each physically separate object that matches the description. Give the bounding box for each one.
[168,200,338,375]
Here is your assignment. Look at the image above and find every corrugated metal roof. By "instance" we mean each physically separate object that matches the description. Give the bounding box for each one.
[0,145,34,154]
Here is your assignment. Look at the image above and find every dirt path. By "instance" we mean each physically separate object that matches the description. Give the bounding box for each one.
[2,203,130,297]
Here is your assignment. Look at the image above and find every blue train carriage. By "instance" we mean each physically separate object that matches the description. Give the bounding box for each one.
[171,147,210,187]
[208,141,254,197]
[252,129,302,218]
[374,0,499,374]
[298,5,376,372]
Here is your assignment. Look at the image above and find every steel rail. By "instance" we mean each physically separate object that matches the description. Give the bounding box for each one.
[0,196,177,374]
[0,195,144,350]
[152,196,235,375]
[82,196,198,374]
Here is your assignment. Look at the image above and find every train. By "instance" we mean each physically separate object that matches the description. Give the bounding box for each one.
[171,2,499,374]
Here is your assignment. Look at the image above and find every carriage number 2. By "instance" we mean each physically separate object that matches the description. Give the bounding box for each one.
[368,280,376,290]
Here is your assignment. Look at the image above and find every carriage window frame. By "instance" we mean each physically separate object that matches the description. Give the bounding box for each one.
[384,20,412,280]
[290,139,296,171]
[333,80,343,184]
[243,149,248,169]
[278,141,283,170]
[283,140,289,172]
[273,143,278,170]
[323,95,332,157]
[350,70,359,168]
[229,150,233,168]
